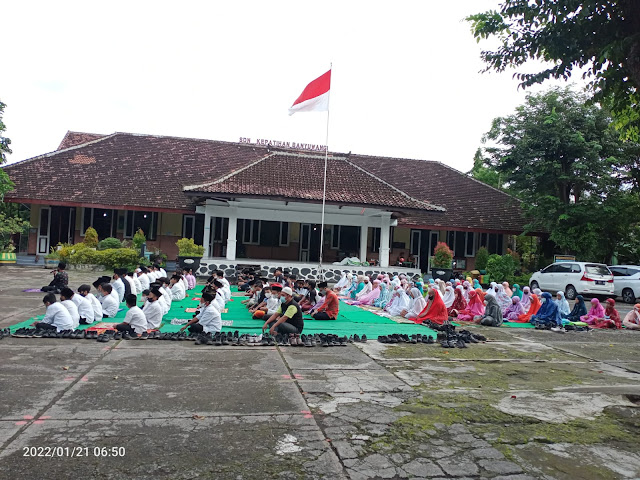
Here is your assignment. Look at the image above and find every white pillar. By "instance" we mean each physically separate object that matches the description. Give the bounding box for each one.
[359,225,368,263]
[226,214,238,261]
[202,212,211,258]
[379,215,391,268]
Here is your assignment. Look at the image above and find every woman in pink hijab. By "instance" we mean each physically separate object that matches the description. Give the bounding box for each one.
[456,290,485,321]
[352,279,381,306]
[581,298,605,325]
[502,282,513,297]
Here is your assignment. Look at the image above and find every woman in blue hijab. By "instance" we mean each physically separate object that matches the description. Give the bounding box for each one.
[529,292,561,327]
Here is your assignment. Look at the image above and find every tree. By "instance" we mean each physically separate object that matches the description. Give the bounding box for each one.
[468,148,501,189]
[483,87,640,262]
[467,0,640,140]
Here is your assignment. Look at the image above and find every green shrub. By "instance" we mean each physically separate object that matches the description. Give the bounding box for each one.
[83,227,98,247]
[97,237,122,250]
[67,246,144,271]
[486,254,519,284]
[176,238,205,256]
[133,228,146,250]
[475,246,489,271]
[513,273,533,287]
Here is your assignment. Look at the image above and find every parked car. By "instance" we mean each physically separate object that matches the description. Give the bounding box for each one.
[529,262,614,300]
[608,265,640,303]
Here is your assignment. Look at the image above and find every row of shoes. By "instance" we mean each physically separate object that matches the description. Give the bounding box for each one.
[437,329,487,349]
[0,328,10,339]
[378,333,435,344]
[192,332,369,347]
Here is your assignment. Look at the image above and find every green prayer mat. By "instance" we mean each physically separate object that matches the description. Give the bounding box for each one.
[13,284,438,337]
[501,322,535,328]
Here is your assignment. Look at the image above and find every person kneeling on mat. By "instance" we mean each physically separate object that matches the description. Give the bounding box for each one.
[180,292,222,335]
[262,287,304,335]
[116,294,148,337]
[33,293,74,332]
[310,282,339,320]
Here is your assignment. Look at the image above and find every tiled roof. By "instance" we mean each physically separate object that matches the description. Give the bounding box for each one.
[347,154,528,233]
[57,131,107,150]
[4,133,266,212]
[184,151,442,213]
[4,131,529,232]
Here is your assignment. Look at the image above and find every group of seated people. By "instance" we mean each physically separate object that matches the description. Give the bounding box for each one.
[34,261,211,336]
[330,272,640,331]
[238,268,341,335]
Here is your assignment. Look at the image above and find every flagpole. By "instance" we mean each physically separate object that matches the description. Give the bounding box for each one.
[318,63,332,280]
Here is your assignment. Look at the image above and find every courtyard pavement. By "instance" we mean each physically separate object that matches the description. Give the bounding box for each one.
[0,265,639,480]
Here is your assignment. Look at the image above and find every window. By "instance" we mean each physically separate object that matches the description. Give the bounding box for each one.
[555,263,572,273]
[124,211,135,238]
[212,217,229,242]
[183,215,195,239]
[571,264,582,273]
[586,264,611,276]
[370,227,381,253]
[465,232,475,257]
[331,225,340,249]
[542,264,559,273]
[81,208,116,239]
[446,231,467,258]
[279,222,289,246]
[131,211,158,240]
[330,226,359,252]
[241,219,260,244]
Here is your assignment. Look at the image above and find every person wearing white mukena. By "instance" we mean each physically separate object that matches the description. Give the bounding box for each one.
[64,287,94,324]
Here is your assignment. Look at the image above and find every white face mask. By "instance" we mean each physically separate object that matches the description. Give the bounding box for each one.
[265,293,271,298]
[541,298,547,303]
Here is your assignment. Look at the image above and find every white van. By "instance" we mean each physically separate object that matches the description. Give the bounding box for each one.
[529,262,614,300]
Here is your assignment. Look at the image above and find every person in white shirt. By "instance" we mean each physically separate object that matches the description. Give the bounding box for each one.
[59,290,80,328]
[131,270,142,293]
[78,284,102,322]
[62,287,93,325]
[99,283,119,318]
[124,272,137,296]
[178,272,189,293]
[137,268,151,290]
[143,287,164,330]
[33,293,74,332]
[170,274,186,301]
[180,292,221,335]
[159,277,172,314]
[111,273,126,303]
[215,270,231,302]
[158,265,167,278]
[116,294,148,336]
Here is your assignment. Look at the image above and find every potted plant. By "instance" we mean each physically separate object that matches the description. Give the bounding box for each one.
[0,212,29,265]
[176,238,205,271]
[431,242,454,281]
[44,247,60,269]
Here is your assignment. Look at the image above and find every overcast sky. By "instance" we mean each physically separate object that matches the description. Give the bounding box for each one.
[2,1,580,172]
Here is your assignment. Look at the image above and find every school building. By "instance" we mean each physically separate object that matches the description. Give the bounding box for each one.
[3,131,532,277]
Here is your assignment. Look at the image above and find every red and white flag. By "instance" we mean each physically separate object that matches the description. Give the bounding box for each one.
[288,70,331,115]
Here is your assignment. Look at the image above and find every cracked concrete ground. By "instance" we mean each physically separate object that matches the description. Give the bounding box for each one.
[1,265,640,479]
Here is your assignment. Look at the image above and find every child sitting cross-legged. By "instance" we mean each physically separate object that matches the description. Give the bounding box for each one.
[180,292,222,336]
[115,294,148,338]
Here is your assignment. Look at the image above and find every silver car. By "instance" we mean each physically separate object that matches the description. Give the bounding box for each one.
[608,265,640,303]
